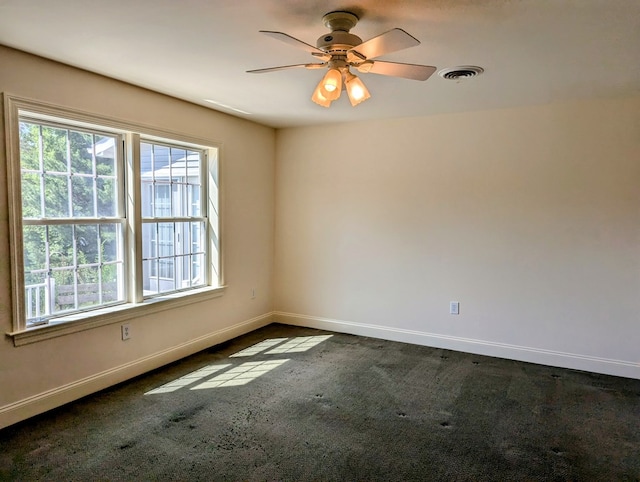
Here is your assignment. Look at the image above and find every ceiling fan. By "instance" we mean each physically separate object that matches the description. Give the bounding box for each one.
[247,11,437,107]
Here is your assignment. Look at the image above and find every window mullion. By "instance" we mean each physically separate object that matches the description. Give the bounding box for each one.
[126,133,144,303]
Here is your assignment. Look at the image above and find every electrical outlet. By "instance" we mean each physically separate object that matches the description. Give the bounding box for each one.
[121,323,131,340]
[450,302,460,315]
[251,288,256,299]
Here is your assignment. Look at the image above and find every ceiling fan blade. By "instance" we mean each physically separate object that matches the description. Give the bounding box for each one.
[260,31,330,60]
[349,28,420,60]
[360,61,437,81]
[247,63,326,74]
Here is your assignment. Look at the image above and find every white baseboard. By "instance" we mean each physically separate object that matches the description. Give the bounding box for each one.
[274,311,640,380]
[0,313,273,430]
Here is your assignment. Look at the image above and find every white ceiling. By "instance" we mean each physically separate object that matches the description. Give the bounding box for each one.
[1,0,638,128]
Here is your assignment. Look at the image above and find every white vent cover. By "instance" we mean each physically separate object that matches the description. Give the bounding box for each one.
[438,66,484,80]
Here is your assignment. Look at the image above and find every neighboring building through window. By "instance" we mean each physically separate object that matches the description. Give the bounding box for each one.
[140,141,206,295]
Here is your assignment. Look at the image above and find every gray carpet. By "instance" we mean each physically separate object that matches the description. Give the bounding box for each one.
[1,323,639,481]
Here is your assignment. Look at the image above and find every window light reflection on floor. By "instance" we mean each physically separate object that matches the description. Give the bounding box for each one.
[145,334,333,395]
[144,364,231,395]
[265,335,333,354]
[230,337,289,357]
[191,359,289,390]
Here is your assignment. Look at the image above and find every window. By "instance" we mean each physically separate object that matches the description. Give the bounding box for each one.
[4,95,222,342]
[140,141,206,295]
[19,121,125,324]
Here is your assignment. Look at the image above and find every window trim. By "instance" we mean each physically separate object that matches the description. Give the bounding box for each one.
[3,93,225,346]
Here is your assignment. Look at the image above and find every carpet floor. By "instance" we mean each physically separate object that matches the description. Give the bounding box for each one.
[1,323,639,481]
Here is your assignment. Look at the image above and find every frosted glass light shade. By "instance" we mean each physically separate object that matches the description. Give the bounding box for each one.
[345,73,371,106]
[311,81,332,107]
[321,69,342,100]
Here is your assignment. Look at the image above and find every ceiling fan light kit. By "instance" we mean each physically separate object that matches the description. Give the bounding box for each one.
[248,11,437,108]
[344,70,371,106]
[311,83,332,107]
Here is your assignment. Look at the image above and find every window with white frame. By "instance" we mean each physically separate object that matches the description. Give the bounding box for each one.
[140,141,206,295]
[5,97,221,337]
[19,120,126,324]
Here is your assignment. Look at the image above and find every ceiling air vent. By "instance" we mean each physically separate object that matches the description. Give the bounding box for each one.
[438,66,484,80]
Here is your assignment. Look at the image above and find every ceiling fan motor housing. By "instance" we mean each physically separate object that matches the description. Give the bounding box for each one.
[316,30,362,53]
[318,11,362,53]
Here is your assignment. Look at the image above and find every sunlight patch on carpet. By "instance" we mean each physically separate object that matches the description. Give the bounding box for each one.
[230,338,289,357]
[146,335,332,395]
[265,335,333,354]
[190,359,289,389]
[145,364,232,394]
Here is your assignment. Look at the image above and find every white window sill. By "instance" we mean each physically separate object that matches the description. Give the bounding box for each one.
[6,286,226,347]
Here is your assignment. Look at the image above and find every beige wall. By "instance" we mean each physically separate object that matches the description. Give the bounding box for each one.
[274,96,640,378]
[0,46,276,425]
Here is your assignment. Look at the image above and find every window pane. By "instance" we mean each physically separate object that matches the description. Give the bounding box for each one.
[54,269,76,312]
[48,225,74,269]
[95,135,116,176]
[142,223,155,260]
[77,266,100,307]
[44,174,70,218]
[42,126,68,173]
[191,222,203,250]
[100,224,119,263]
[188,185,201,217]
[97,177,116,217]
[23,225,47,280]
[187,150,201,182]
[143,259,157,292]
[172,148,187,172]
[24,272,48,323]
[69,130,93,175]
[155,184,171,217]
[141,182,153,217]
[158,222,175,258]
[191,253,204,285]
[21,172,42,218]
[172,184,184,217]
[159,259,174,281]
[140,142,153,173]
[171,147,188,180]
[19,122,41,171]
[101,266,120,303]
[76,224,99,265]
[72,176,95,217]
[152,144,170,173]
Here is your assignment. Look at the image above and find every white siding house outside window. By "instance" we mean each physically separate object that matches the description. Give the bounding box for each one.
[140,141,206,295]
